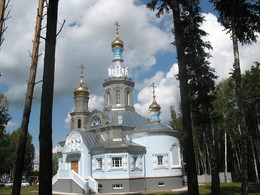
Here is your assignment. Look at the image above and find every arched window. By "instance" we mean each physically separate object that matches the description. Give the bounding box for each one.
[170,144,180,167]
[126,90,130,105]
[77,119,81,129]
[107,91,110,106]
[116,90,120,104]
[91,116,101,126]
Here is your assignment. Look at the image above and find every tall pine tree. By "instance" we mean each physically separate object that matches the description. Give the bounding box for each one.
[146,1,199,194]
[180,0,220,194]
[210,1,260,194]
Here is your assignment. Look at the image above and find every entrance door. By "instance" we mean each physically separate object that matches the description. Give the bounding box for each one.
[71,161,78,173]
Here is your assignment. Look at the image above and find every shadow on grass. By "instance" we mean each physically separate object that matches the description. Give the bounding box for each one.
[0,183,259,195]
[142,183,260,195]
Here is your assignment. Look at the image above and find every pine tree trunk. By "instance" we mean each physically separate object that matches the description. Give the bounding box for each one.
[250,135,259,182]
[224,130,228,183]
[39,0,59,194]
[169,1,199,194]
[231,30,248,195]
[203,106,220,195]
[11,1,44,194]
[230,135,241,179]
[0,0,6,47]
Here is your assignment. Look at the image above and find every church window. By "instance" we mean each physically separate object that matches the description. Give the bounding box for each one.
[96,158,102,169]
[91,116,101,126]
[158,182,165,187]
[170,144,181,168]
[112,184,123,189]
[116,65,120,74]
[130,155,142,171]
[77,119,81,128]
[157,155,163,166]
[116,90,120,104]
[126,90,130,105]
[153,153,168,169]
[107,91,110,106]
[98,184,103,191]
[133,156,138,167]
[112,157,122,168]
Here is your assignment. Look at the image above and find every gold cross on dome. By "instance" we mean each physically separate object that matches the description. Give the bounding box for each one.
[114,21,120,33]
[79,64,85,76]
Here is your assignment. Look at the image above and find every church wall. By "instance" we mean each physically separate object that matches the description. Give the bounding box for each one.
[92,152,132,179]
[96,178,145,193]
[145,176,183,191]
[133,135,183,177]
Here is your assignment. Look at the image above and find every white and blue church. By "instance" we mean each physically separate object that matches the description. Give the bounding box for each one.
[52,24,184,194]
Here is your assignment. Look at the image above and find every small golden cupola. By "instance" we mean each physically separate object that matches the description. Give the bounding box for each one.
[74,64,89,97]
[111,21,124,51]
[149,83,161,122]
[149,98,161,112]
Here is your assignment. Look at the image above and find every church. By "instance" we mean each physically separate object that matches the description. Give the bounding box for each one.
[52,23,183,194]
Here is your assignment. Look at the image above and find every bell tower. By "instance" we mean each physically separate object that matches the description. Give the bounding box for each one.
[103,22,134,111]
[70,64,90,130]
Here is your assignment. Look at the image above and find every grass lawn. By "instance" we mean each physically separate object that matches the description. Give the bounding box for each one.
[0,183,259,195]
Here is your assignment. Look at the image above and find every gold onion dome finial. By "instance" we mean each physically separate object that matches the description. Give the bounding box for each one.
[74,64,89,97]
[149,83,161,112]
[111,21,124,49]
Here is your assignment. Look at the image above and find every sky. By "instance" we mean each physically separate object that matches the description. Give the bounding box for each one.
[1,0,259,161]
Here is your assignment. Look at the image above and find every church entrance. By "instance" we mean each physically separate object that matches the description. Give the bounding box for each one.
[71,161,78,173]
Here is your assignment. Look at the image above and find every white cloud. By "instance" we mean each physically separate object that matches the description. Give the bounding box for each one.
[64,113,71,129]
[201,13,260,82]
[1,0,172,108]
[6,120,17,130]
[134,13,260,125]
[88,95,104,111]
[135,64,180,124]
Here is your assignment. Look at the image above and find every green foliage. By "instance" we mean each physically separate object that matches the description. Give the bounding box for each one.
[0,94,35,176]
[180,0,217,124]
[211,63,260,182]
[146,0,170,18]
[0,94,11,175]
[210,0,260,45]
[6,128,35,176]
[52,154,59,176]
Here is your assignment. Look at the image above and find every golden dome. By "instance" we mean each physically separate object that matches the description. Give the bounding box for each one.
[74,76,89,97]
[111,32,124,49]
[149,98,161,112]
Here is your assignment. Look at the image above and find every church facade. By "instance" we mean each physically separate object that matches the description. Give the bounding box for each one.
[52,25,183,194]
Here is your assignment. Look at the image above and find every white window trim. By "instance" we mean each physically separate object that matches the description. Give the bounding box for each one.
[112,157,122,168]
[130,155,142,171]
[92,155,105,172]
[152,153,168,169]
[107,154,127,171]
[116,90,121,105]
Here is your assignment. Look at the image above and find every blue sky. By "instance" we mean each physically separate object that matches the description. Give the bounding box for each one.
[1,0,259,161]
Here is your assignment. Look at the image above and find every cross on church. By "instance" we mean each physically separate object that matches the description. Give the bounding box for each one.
[114,21,120,33]
[151,82,156,97]
[79,64,85,76]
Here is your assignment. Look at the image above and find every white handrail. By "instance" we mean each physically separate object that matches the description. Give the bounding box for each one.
[88,176,98,193]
